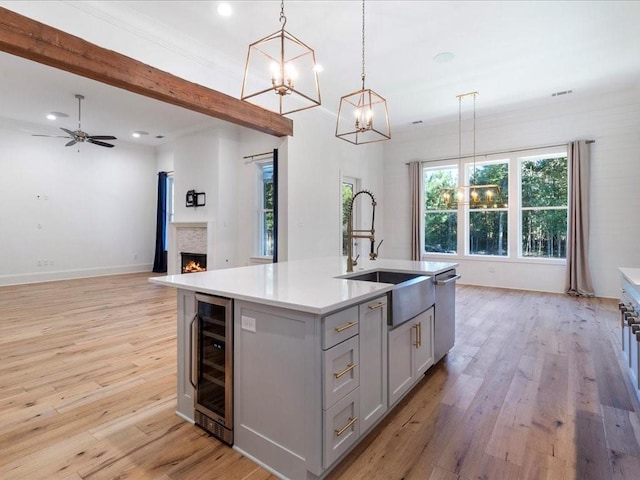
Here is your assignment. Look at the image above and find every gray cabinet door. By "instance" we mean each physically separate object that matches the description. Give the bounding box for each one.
[358,296,388,434]
[413,307,434,377]
[388,318,414,406]
[177,289,196,421]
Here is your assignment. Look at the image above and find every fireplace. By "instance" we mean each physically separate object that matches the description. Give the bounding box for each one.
[181,252,207,273]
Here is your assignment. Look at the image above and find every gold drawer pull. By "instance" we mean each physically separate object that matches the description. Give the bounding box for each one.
[368,302,385,310]
[335,321,357,333]
[334,363,356,379]
[413,324,420,349]
[335,416,358,437]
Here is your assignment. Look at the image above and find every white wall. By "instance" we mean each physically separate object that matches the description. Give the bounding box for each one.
[0,121,157,285]
[382,86,640,298]
[285,107,385,262]
[232,109,385,266]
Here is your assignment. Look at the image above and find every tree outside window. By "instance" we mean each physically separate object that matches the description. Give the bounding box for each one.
[421,147,567,262]
[423,166,458,254]
[342,181,355,256]
[520,155,567,258]
[260,163,274,257]
[468,161,509,256]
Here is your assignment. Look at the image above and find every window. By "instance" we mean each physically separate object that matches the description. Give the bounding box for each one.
[520,153,568,258]
[341,176,359,256]
[468,160,509,256]
[423,165,458,254]
[259,162,274,257]
[163,174,174,251]
[421,147,568,262]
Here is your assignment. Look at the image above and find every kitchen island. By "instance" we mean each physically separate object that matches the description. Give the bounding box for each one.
[150,257,458,480]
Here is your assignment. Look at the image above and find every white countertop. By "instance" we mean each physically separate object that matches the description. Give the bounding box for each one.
[620,267,640,288]
[150,257,458,314]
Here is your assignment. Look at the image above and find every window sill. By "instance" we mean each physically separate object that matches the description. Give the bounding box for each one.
[422,252,566,266]
[250,256,273,265]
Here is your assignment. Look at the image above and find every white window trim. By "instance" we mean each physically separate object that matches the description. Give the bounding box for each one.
[256,159,273,259]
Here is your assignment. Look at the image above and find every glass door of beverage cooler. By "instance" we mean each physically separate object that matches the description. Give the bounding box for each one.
[194,294,233,431]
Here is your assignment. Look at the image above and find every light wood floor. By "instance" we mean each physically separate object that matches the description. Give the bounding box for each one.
[1,273,638,479]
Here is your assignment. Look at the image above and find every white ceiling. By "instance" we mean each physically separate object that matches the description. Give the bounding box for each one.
[1,0,639,148]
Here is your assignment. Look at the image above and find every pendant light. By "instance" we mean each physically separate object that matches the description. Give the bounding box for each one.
[440,92,506,209]
[335,0,390,145]
[241,1,321,116]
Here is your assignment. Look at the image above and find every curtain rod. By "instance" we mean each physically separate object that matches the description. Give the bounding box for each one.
[405,140,595,165]
[243,151,274,165]
[243,151,273,160]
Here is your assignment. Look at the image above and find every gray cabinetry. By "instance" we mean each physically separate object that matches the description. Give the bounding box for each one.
[358,296,388,434]
[176,288,196,422]
[388,307,434,406]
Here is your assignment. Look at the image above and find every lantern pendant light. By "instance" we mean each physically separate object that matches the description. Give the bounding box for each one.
[335,0,390,145]
[440,92,507,209]
[241,0,321,116]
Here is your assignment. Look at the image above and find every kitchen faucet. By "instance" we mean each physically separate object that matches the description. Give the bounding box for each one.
[346,190,383,273]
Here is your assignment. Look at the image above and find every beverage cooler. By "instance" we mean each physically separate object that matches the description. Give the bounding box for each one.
[192,293,234,445]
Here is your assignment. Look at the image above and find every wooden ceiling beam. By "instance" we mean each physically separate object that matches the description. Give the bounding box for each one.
[0,7,293,138]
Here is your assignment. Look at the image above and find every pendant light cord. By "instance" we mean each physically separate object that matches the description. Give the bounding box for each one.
[279,0,287,29]
[361,0,366,89]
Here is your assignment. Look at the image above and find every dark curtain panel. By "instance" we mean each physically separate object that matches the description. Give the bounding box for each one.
[565,141,594,296]
[152,171,168,273]
[273,148,279,263]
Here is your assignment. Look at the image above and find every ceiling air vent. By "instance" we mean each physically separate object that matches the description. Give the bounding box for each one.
[552,89,573,97]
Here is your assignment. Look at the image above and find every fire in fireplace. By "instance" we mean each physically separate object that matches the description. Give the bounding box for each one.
[181,252,207,273]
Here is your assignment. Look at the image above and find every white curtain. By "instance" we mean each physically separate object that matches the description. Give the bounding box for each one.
[565,140,595,296]
[409,161,421,261]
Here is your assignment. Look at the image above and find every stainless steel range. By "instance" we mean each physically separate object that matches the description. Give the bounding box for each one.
[619,268,640,400]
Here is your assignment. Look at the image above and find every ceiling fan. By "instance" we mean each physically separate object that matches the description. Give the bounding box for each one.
[33,94,117,149]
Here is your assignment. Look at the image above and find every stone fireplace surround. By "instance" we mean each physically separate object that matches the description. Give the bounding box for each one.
[168,222,211,275]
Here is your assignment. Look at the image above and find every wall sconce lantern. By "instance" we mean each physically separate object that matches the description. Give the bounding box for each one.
[186,190,206,207]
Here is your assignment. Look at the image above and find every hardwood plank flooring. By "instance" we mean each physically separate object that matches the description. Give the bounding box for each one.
[1,274,638,479]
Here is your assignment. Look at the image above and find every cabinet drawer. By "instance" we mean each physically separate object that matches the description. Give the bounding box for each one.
[322,305,359,349]
[323,335,359,408]
[323,387,360,469]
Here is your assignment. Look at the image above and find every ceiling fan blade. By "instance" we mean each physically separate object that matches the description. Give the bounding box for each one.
[32,134,72,138]
[60,127,75,136]
[88,135,117,140]
[88,139,115,148]
[65,139,77,147]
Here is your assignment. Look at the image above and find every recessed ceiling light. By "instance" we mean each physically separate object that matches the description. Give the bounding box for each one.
[217,2,232,17]
[132,131,149,138]
[433,52,455,64]
[46,111,69,120]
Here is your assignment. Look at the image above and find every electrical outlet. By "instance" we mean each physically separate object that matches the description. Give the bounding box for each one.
[241,315,256,333]
[37,260,42,267]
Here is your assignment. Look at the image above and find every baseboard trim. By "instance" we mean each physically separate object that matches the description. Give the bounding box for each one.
[0,263,154,286]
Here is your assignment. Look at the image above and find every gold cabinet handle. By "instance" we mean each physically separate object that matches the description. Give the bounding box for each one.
[413,324,420,348]
[368,301,385,310]
[334,363,356,379]
[418,322,422,348]
[335,320,357,333]
[335,416,358,437]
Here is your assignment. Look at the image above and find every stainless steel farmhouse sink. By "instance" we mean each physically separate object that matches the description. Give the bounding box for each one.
[343,270,435,327]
